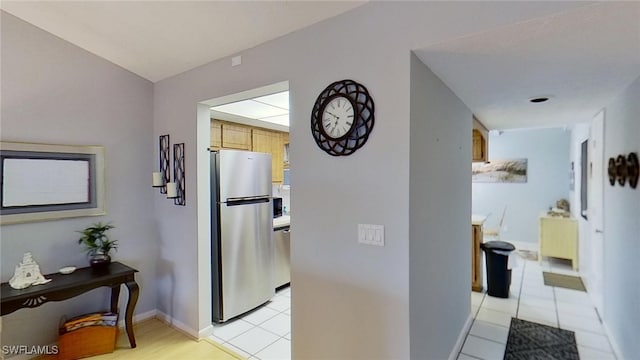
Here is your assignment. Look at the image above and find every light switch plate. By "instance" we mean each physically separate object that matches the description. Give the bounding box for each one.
[358,224,384,246]
[231,55,242,66]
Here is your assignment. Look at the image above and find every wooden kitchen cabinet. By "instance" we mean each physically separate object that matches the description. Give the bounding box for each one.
[252,128,285,183]
[212,119,288,183]
[251,128,272,154]
[210,121,222,149]
[472,116,488,162]
[271,132,284,183]
[472,223,483,292]
[539,216,578,269]
[472,129,487,162]
[221,122,251,150]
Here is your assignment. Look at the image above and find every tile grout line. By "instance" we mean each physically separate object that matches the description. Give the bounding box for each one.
[466,333,508,346]
[515,258,525,319]
[552,286,561,328]
[215,291,292,357]
[457,292,485,359]
[459,351,484,360]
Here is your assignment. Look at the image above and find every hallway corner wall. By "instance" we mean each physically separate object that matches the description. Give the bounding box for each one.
[600,76,640,359]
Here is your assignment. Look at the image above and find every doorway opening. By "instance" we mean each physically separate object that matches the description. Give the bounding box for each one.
[197,81,292,359]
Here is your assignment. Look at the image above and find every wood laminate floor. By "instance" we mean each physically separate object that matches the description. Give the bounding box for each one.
[36,318,243,360]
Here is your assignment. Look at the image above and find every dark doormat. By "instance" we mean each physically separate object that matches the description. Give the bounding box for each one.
[542,272,586,291]
[504,318,579,360]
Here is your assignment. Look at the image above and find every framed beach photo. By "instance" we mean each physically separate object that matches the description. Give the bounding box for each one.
[472,159,528,183]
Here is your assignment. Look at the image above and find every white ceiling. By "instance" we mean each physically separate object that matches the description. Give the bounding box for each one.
[0,1,365,82]
[415,2,640,130]
[3,2,638,130]
[212,91,290,128]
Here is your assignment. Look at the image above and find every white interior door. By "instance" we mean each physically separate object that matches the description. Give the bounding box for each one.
[588,110,605,314]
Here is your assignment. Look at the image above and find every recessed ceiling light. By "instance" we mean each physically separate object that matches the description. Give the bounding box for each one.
[529,96,550,103]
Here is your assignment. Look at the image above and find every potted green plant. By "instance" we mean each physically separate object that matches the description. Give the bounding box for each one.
[77,222,118,270]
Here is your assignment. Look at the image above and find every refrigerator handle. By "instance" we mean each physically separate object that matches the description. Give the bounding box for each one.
[226,196,270,206]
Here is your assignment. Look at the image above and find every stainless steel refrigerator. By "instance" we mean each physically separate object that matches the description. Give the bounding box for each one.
[210,149,274,323]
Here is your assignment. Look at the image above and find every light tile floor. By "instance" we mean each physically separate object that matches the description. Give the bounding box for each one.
[209,286,291,360]
[209,257,617,360]
[459,256,617,360]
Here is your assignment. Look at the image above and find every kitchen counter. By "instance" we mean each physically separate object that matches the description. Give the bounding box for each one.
[472,214,487,226]
[471,214,487,292]
[273,215,290,230]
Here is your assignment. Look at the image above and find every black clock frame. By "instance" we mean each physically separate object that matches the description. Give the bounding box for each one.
[311,79,375,156]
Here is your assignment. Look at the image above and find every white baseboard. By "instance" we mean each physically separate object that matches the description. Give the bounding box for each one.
[449,313,473,360]
[154,310,200,339]
[117,309,157,329]
[154,310,213,339]
[199,324,214,338]
[602,322,623,360]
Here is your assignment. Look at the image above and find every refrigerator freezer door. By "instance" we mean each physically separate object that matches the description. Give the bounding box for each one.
[218,200,274,321]
[218,150,272,201]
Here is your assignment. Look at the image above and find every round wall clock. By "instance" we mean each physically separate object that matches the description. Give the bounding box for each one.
[310,79,374,156]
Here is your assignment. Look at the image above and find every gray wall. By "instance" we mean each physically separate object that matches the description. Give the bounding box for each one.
[0,12,156,350]
[409,54,472,359]
[472,128,571,244]
[601,76,640,359]
[151,2,588,358]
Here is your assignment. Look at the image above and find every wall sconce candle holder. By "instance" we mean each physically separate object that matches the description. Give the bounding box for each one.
[173,143,186,206]
[155,134,171,194]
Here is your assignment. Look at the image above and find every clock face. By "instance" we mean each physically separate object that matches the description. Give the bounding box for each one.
[321,96,355,140]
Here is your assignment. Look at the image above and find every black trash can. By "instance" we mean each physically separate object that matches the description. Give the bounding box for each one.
[481,240,516,298]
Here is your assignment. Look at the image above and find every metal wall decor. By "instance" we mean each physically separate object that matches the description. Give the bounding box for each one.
[158,135,170,194]
[173,143,186,206]
[627,152,639,189]
[607,152,638,189]
[615,155,627,186]
[607,158,617,186]
[152,135,186,206]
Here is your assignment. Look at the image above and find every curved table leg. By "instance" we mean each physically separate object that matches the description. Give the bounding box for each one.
[110,285,121,313]
[124,281,139,348]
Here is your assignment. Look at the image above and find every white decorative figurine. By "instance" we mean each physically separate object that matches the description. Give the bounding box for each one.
[8,252,52,290]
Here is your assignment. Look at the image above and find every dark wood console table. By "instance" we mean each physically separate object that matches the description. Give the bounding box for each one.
[1,262,139,348]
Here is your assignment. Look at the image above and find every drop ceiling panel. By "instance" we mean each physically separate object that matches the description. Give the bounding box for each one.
[254,92,289,110]
[259,114,289,127]
[213,100,288,120]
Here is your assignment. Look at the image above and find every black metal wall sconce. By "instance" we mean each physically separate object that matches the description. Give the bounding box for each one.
[172,143,186,206]
[152,135,186,205]
[607,152,638,189]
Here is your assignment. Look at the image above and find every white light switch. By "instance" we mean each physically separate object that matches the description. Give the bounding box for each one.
[358,224,367,243]
[358,224,384,246]
[231,55,242,66]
